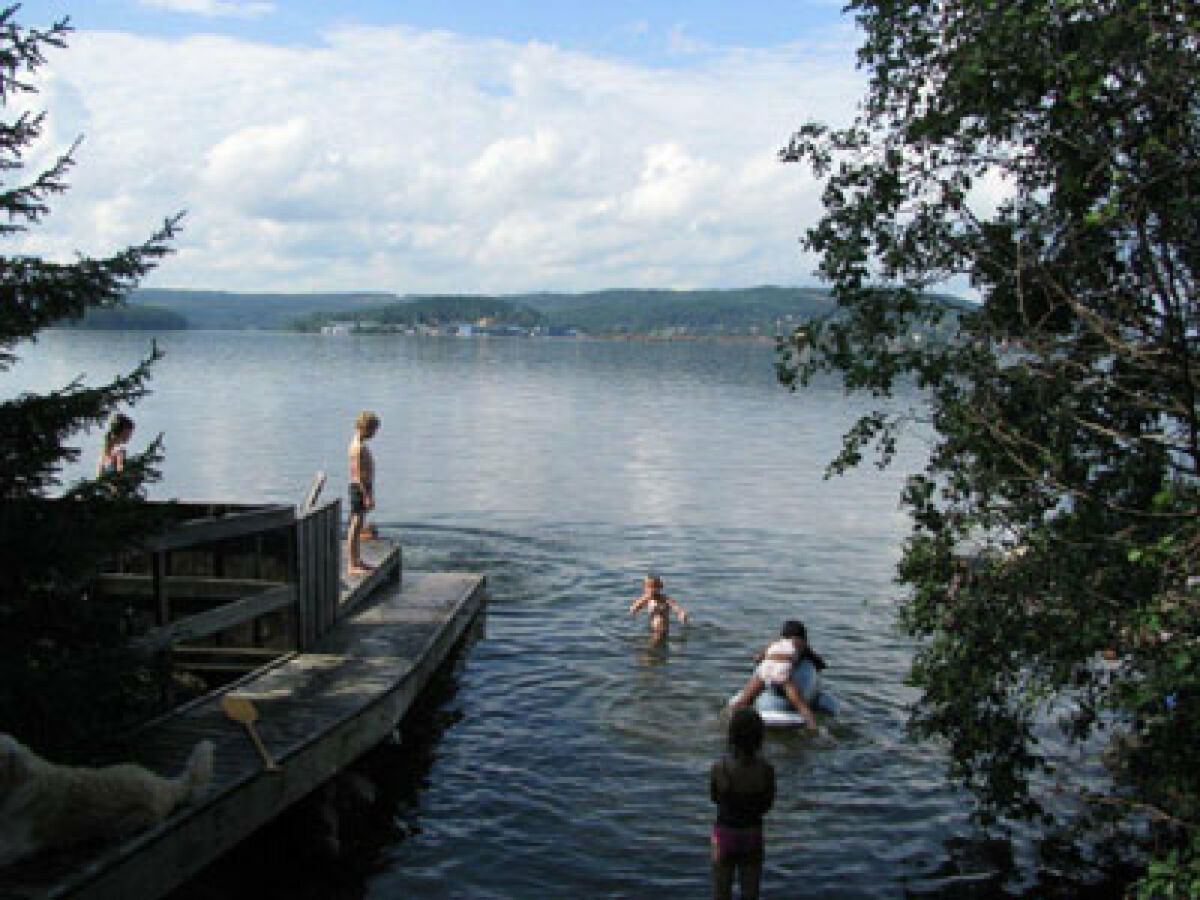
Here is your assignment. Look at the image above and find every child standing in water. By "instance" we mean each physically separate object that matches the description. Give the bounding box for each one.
[710,707,775,900]
[97,413,134,476]
[347,411,380,577]
[628,574,689,644]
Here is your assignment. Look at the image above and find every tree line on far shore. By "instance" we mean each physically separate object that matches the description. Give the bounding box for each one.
[131,284,966,338]
[65,304,187,330]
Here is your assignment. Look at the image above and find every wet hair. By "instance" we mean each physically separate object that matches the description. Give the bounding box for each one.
[781,619,807,641]
[645,573,663,590]
[728,707,764,760]
[356,411,380,434]
[104,413,134,452]
[783,619,828,670]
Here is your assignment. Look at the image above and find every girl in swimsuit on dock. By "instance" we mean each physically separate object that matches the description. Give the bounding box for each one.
[628,574,689,645]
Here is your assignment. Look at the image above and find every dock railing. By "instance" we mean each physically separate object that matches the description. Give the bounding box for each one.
[292,495,341,648]
[93,497,345,710]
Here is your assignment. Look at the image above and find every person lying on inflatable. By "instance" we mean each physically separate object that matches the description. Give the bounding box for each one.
[728,620,834,730]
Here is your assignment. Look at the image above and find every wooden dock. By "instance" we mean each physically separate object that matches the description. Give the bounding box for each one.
[0,535,485,900]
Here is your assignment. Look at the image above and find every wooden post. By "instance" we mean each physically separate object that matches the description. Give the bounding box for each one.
[150,550,174,711]
[291,513,309,650]
[329,499,342,623]
[152,550,169,626]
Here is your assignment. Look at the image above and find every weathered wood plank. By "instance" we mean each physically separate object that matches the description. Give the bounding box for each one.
[171,648,283,676]
[94,575,287,601]
[307,509,320,642]
[326,502,341,630]
[144,506,296,553]
[323,504,338,633]
[131,584,296,652]
[174,646,282,663]
[151,552,168,627]
[1,571,484,900]
[338,541,403,615]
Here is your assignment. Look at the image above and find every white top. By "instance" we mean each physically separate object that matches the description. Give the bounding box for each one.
[756,638,797,685]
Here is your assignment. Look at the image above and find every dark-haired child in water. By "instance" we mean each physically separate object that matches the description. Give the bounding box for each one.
[628,574,689,645]
[728,619,821,729]
[710,707,775,900]
[97,413,134,477]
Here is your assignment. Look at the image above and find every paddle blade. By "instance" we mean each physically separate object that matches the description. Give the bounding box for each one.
[221,695,259,725]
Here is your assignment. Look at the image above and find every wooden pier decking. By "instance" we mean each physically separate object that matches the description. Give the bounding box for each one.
[0,535,486,900]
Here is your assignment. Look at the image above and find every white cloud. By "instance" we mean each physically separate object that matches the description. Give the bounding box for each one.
[467,129,565,206]
[622,143,721,221]
[12,25,863,293]
[138,0,275,19]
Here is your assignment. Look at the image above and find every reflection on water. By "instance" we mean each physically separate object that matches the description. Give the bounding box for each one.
[12,331,1132,897]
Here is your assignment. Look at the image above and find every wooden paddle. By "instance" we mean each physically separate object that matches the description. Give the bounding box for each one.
[221,695,281,772]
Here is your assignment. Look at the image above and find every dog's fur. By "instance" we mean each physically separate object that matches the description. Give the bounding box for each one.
[0,734,213,867]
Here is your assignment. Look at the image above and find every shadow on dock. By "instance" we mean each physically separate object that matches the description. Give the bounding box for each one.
[0,499,486,900]
[166,614,485,900]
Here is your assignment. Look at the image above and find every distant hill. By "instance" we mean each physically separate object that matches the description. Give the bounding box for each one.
[132,286,968,336]
[64,303,188,331]
[131,289,400,330]
[292,294,544,332]
[523,286,837,333]
[292,286,845,336]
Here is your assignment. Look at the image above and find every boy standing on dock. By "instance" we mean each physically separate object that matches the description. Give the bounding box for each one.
[347,411,380,577]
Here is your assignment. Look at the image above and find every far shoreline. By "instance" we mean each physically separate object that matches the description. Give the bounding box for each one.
[55,326,780,345]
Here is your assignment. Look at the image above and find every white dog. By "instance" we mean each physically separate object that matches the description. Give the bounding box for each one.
[0,734,213,867]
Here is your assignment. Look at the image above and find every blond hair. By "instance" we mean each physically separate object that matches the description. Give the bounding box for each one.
[355,411,380,434]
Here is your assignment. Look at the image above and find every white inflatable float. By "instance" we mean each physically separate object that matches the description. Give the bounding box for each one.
[728,659,839,729]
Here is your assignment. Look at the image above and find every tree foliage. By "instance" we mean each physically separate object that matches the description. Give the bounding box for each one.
[0,6,178,754]
[780,0,1199,892]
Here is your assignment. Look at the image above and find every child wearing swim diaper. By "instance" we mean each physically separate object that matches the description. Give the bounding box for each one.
[628,573,689,645]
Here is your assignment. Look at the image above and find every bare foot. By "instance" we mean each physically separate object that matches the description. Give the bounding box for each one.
[347,563,374,577]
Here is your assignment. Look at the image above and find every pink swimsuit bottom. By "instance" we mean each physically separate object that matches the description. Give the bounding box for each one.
[712,825,764,862]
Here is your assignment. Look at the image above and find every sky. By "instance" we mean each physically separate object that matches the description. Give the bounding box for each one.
[9,1,866,294]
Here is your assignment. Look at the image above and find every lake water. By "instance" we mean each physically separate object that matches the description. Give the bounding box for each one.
[10,330,1118,898]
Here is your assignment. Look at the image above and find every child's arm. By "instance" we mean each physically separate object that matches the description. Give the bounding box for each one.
[668,597,689,623]
[351,443,375,508]
[628,595,648,615]
[361,447,375,508]
[360,448,374,504]
[782,681,818,729]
